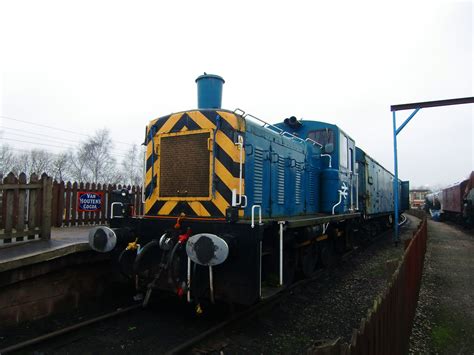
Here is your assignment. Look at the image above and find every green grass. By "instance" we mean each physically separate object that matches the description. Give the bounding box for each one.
[431,324,455,351]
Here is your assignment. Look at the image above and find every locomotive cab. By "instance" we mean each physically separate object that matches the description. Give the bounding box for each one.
[275,119,358,214]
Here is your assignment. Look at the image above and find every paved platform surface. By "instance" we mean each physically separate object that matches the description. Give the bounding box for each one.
[0,226,94,272]
[409,221,474,354]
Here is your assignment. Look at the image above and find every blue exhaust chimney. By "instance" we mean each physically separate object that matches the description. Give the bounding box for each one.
[195,73,225,109]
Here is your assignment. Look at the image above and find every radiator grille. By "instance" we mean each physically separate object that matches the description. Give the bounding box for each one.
[295,162,302,205]
[308,169,315,205]
[159,133,210,198]
[277,156,285,205]
[254,148,264,204]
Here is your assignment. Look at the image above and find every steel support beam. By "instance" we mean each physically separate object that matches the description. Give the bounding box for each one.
[391,96,473,243]
[393,109,419,243]
[391,97,474,111]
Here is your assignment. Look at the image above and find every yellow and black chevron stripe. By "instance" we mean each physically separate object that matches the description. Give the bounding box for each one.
[144,110,245,218]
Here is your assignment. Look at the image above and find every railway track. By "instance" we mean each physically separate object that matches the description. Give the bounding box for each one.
[166,216,409,354]
[0,216,409,355]
[0,305,142,354]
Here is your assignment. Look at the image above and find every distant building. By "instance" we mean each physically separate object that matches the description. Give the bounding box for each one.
[409,189,430,209]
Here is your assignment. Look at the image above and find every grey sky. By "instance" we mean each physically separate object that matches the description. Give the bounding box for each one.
[1,0,472,188]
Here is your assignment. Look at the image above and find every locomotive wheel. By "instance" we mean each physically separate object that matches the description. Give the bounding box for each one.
[300,244,318,278]
[283,248,298,286]
[134,240,160,274]
[334,236,346,254]
[118,248,137,279]
[319,242,335,268]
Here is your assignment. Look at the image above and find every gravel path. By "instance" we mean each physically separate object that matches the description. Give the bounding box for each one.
[409,221,474,354]
[199,215,419,354]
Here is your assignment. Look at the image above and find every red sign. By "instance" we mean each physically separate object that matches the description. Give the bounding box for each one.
[77,191,104,212]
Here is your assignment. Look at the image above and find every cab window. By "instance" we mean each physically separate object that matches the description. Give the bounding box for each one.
[340,133,348,169]
[308,129,334,146]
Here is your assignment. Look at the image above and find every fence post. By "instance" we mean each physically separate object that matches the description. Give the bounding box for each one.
[3,173,17,243]
[16,173,27,242]
[57,181,65,227]
[41,173,52,240]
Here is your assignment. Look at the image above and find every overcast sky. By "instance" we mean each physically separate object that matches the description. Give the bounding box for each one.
[1,0,472,188]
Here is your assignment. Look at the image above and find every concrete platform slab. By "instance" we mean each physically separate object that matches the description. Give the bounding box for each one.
[0,226,97,273]
[409,220,474,353]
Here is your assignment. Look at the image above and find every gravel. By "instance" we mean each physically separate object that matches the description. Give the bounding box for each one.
[1,215,422,354]
[199,215,419,354]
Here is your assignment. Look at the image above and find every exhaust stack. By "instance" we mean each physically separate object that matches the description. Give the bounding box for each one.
[195,73,225,109]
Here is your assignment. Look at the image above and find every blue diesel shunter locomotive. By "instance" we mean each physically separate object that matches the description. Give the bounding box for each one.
[88,75,409,307]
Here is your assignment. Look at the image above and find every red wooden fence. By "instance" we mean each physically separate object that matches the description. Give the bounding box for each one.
[51,181,143,227]
[309,218,428,354]
[0,172,52,244]
[1,172,143,245]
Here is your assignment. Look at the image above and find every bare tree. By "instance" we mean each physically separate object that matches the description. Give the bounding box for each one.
[73,128,120,184]
[29,149,52,175]
[69,147,90,182]
[121,144,143,186]
[13,152,31,177]
[1,129,131,185]
[0,144,16,179]
[51,152,70,181]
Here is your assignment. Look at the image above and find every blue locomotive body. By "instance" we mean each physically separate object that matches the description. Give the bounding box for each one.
[242,120,320,219]
[88,75,409,307]
[356,148,409,218]
[274,120,358,215]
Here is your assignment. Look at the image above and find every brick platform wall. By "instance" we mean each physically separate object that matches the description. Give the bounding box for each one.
[0,252,131,329]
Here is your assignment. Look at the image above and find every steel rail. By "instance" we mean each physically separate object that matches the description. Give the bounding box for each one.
[164,214,409,354]
[1,215,409,355]
[164,245,368,355]
[0,304,142,355]
[163,270,325,355]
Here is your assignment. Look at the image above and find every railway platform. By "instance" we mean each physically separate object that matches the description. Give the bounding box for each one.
[409,220,474,353]
[0,226,91,273]
[0,226,115,329]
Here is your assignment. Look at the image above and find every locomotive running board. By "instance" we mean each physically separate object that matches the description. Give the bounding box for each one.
[236,213,360,228]
[284,213,361,228]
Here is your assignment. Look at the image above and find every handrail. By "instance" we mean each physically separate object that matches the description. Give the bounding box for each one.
[233,108,246,116]
[110,202,124,219]
[251,205,262,228]
[245,113,284,134]
[234,135,247,207]
[321,153,332,168]
[236,108,323,149]
[142,148,146,203]
[305,137,323,148]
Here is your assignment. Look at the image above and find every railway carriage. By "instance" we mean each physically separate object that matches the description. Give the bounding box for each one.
[88,74,409,307]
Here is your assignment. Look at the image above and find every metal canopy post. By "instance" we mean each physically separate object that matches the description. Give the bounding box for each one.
[392,109,420,243]
[390,96,474,243]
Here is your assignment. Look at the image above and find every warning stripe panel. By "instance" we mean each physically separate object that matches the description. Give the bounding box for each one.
[158,113,183,134]
[146,200,165,215]
[216,110,245,131]
[143,110,245,218]
[145,161,158,185]
[144,185,160,213]
[188,201,211,217]
[158,201,178,215]
[215,131,243,163]
[213,191,229,215]
[169,201,198,217]
[170,113,201,132]
[145,140,154,160]
[215,159,241,192]
[187,111,217,130]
